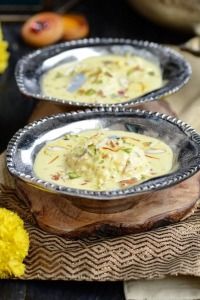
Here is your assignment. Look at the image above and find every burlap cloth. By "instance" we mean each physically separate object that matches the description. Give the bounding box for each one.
[1,47,200,282]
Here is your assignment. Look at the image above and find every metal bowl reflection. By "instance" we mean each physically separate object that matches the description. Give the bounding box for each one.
[6,108,200,213]
[15,38,191,108]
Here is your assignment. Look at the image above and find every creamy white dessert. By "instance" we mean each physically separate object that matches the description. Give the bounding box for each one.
[33,130,173,191]
[41,54,162,104]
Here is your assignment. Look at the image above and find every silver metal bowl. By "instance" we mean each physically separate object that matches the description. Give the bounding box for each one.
[15,38,191,108]
[6,108,200,204]
[128,0,200,33]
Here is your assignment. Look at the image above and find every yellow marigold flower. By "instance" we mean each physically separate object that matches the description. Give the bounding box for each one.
[0,207,29,278]
[0,23,9,74]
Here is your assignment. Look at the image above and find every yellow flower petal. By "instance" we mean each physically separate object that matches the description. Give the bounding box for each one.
[0,23,9,74]
[0,41,8,50]
[0,208,29,279]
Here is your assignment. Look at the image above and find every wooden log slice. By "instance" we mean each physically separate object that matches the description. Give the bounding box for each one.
[15,173,200,238]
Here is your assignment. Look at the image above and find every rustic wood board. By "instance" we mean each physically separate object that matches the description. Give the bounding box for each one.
[10,99,200,238]
[16,173,200,238]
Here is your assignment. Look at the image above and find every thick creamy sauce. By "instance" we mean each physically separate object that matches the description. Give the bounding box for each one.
[41,55,162,104]
[33,130,173,191]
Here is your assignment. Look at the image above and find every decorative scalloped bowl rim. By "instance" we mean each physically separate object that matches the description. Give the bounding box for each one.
[6,108,200,200]
[15,38,192,108]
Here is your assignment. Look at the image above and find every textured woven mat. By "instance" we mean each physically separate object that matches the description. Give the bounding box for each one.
[1,47,200,281]
[1,155,200,281]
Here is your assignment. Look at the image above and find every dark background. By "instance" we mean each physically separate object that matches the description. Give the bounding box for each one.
[0,0,193,299]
